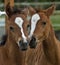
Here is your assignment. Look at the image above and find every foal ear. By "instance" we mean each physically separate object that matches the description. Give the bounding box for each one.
[6,3,13,17]
[28,6,36,16]
[45,4,56,17]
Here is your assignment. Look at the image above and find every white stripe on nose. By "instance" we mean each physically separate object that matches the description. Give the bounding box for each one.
[29,13,40,38]
[15,17,27,42]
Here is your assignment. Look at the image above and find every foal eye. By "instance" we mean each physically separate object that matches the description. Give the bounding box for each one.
[10,26,14,32]
[42,21,46,25]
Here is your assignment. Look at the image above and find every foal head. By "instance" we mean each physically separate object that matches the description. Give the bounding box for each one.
[6,4,29,51]
[28,5,56,48]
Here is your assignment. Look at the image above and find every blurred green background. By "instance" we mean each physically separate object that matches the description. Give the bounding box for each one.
[0,0,60,2]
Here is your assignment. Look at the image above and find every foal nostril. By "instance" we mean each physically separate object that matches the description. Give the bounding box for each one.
[19,40,29,51]
[29,36,37,48]
[31,36,36,41]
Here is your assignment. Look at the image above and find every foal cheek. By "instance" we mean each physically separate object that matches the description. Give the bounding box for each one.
[14,31,22,43]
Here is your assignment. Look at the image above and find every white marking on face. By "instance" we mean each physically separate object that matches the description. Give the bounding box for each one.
[29,13,40,38]
[15,17,27,42]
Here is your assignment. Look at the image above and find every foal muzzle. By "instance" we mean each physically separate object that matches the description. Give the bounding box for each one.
[18,40,29,51]
[29,36,37,48]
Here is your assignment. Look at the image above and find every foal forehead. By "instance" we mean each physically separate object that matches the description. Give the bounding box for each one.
[31,13,47,21]
[32,13,40,21]
[15,17,23,23]
[39,12,48,19]
[15,17,24,27]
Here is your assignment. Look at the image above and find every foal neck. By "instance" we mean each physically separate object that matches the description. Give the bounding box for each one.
[43,25,60,65]
[44,25,57,44]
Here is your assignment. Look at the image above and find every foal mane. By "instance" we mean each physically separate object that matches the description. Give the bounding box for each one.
[34,7,46,13]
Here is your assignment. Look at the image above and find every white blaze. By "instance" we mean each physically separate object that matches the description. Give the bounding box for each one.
[29,13,40,38]
[15,17,27,42]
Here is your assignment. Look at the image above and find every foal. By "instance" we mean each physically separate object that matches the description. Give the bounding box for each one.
[0,4,60,65]
[28,5,60,65]
[0,4,29,65]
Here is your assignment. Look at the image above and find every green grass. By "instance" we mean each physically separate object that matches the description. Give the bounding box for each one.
[50,15,60,31]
